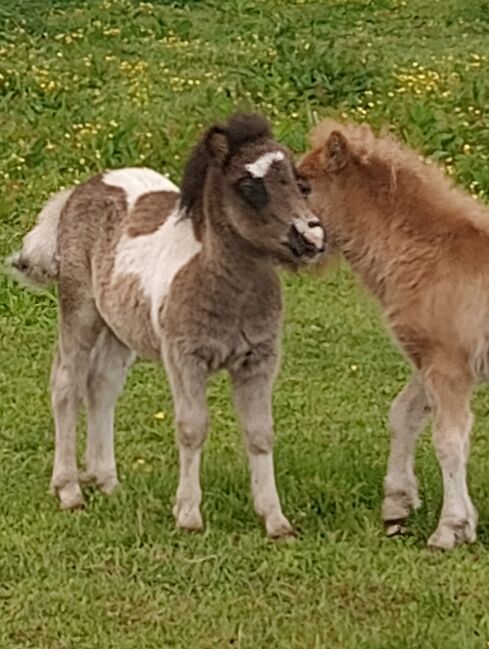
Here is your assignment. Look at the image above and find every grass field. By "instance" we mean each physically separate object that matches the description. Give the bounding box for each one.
[1,0,489,646]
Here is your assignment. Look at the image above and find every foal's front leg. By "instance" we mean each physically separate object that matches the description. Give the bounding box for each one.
[163,347,209,531]
[231,358,294,539]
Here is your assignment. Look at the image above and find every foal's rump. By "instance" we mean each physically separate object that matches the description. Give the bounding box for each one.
[8,167,181,290]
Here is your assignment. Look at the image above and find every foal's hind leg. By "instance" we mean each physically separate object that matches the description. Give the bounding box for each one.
[231,358,293,539]
[82,328,135,494]
[383,373,431,536]
[425,366,477,550]
[50,299,102,509]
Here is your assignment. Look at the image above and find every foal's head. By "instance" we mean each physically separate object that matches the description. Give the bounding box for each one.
[298,120,404,246]
[180,113,325,265]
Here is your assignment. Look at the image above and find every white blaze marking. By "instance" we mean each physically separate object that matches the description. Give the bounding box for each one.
[103,168,178,210]
[293,216,324,249]
[113,207,201,335]
[245,151,285,178]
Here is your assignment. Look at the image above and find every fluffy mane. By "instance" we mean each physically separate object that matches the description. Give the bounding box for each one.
[310,119,433,184]
[310,118,487,226]
[179,113,272,220]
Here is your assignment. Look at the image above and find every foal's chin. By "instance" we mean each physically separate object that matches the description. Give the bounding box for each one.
[273,245,328,270]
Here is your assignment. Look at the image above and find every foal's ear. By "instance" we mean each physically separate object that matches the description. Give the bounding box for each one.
[206,127,229,165]
[323,130,350,172]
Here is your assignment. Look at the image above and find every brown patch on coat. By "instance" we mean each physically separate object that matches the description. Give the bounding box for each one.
[100,273,162,361]
[54,175,167,360]
[57,174,127,297]
[126,191,179,237]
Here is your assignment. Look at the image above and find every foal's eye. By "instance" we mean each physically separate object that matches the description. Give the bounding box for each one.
[236,177,269,209]
[297,176,311,197]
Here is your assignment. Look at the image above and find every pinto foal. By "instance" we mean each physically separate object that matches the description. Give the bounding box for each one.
[298,119,489,549]
[11,114,324,538]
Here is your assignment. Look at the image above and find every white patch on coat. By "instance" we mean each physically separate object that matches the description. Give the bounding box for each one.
[293,216,324,249]
[103,168,178,210]
[113,208,202,334]
[245,151,285,178]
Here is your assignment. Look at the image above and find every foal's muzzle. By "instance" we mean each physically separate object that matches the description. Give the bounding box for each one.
[286,216,325,260]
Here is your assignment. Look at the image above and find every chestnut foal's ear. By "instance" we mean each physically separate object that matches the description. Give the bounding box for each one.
[206,127,229,165]
[324,130,350,172]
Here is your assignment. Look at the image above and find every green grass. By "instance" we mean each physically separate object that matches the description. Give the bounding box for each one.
[1,0,489,646]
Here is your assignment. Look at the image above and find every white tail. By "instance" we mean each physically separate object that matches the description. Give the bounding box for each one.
[7,188,73,289]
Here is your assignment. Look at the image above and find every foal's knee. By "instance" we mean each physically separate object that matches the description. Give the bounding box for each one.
[432,426,468,463]
[244,425,274,455]
[389,376,430,435]
[176,413,208,449]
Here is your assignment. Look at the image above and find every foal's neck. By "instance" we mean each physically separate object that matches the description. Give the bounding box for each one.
[195,181,274,284]
[338,188,411,302]
[339,177,456,303]
[200,220,273,285]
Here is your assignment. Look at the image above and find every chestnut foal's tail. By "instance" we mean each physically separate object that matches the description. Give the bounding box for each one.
[7,188,73,289]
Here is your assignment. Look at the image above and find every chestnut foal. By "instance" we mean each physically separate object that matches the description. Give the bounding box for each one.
[299,119,489,549]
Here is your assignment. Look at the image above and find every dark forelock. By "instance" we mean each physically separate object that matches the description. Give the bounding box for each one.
[179,112,273,218]
[220,113,272,157]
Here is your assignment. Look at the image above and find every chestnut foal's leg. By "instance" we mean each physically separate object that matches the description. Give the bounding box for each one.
[425,365,477,550]
[383,373,431,536]
[231,357,294,539]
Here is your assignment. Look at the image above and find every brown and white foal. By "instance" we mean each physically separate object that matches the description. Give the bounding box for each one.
[299,119,489,549]
[11,114,324,538]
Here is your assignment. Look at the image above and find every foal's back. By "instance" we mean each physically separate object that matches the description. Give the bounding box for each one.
[58,168,200,360]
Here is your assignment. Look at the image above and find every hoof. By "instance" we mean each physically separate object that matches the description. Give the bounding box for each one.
[384,518,410,538]
[265,514,295,540]
[98,475,120,495]
[173,503,204,532]
[80,471,120,495]
[427,520,477,551]
[382,490,420,524]
[51,481,85,510]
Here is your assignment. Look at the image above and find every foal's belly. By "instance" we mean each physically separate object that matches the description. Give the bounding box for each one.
[96,274,162,361]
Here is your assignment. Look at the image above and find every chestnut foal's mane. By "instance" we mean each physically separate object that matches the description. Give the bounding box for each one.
[310,119,431,182]
[311,119,488,228]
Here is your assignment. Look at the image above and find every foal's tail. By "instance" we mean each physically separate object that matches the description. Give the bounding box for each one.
[6,188,74,289]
